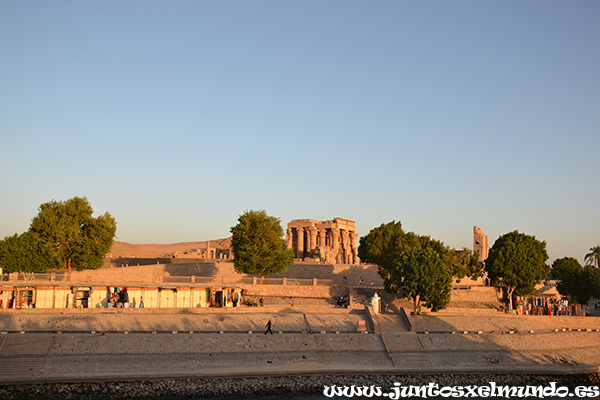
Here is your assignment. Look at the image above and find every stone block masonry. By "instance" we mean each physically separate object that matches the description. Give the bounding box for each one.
[242,283,344,299]
[286,217,359,264]
[473,226,489,262]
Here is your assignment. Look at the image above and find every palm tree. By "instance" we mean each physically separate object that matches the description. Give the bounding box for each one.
[585,245,600,268]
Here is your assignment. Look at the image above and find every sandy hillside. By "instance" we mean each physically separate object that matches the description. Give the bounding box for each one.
[108,238,232,258]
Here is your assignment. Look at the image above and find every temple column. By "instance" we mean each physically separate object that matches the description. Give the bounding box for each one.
[317,229,327,263]
[331,228,340,263]
[286,228,293,249]
[296,227,304,259]
[331,229,340,251]
[342,230,349,247]
[318,229,326,248]
[309,227,318,256]
[342,230,350,264]
[350,231,359,264]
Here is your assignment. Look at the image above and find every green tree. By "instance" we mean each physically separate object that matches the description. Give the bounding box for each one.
[449,248,482,282]
[359,222,482,284]
[551,257,594,305]
[390,245,452,314]
[590,267,600,298]
[585,245,600,269]
[484,231,549,310]
[358,221,420,282]
[358,221,475,313]
[29,196,116,279]
[230,210,294,277]
[0,232,60,273]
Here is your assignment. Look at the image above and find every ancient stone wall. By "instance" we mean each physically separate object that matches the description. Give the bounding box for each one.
[473,226,489,262]
[286,217,359,264]
[241,284,345,299]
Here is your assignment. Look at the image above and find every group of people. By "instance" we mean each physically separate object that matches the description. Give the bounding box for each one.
[337,295,350,308]
[107,287,143,308]
[242,297,264,307]
[208,289,241,308]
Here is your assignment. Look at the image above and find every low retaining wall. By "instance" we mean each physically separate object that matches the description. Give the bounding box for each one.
[400,308,415,332]
[364,305,378,333]
[451,286,499,302]
[241,284,345,299]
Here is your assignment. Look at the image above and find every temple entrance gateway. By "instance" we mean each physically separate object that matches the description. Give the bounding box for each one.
[286,217,359,264]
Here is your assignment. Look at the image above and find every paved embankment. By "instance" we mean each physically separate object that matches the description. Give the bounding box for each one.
[0,307,363,334]
[1,309,599,399]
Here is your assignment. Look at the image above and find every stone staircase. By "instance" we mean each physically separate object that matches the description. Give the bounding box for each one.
[374,313,412,332]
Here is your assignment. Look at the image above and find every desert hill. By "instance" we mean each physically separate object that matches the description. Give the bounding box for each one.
[108,238,232,259]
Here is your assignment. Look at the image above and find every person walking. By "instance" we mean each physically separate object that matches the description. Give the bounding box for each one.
[265,319,273,335]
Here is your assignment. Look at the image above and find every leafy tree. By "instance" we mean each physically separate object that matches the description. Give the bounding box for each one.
[0,232,60,273]
[359,221,477,313]
[590,267,600,298]
[484,231,549,310]
[551,257,594,305]
[29,196,116,278]
[585,245,600,269]
[230,210,294,277]
[389,245,452,314]
[358,221,421,280]
[418,237,482,282]
[449,248,482,282]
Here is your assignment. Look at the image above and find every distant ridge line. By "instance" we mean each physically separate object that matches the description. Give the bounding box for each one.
[108,238,232,258]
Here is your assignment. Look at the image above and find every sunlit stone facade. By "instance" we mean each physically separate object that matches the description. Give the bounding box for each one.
[286,218,359,264]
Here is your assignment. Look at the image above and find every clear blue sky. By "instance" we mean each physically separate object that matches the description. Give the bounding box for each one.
[1,1,598,264]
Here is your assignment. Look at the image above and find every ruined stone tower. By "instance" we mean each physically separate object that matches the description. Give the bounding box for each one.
[473,226,489,263]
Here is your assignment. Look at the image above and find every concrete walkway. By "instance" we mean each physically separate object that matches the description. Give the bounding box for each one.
[1,330,600,385]
[1,309,599,385]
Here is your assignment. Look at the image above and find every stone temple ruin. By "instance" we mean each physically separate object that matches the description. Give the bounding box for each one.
[286,218,359,264]
[473,226,489,262]
[165,238,232,260]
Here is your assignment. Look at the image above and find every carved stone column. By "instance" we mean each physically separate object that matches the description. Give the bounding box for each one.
[331,228,340,250]
[342,230,350,246]
[350,231,359,264]
[286,228,293,249]
[296,227,304,259]
[331,228,340,262]
[304,228,310,257]
[318,229,326,248]
[309,227,318,256]
[341,230,350,264]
